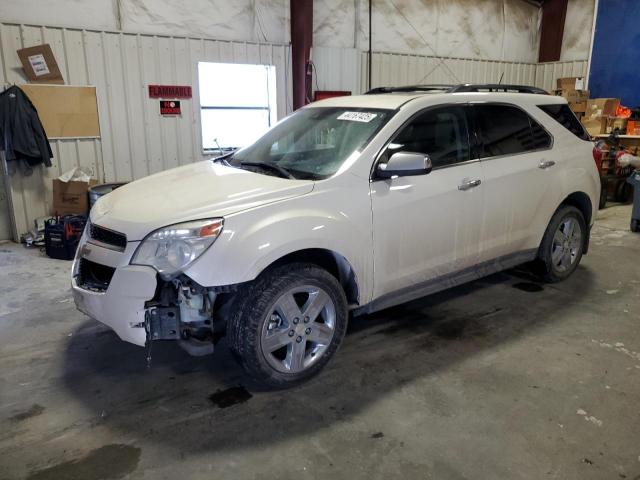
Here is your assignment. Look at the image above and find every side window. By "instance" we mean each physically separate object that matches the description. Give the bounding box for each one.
[530,118,553,150]
[538,104,590,141]
[383,106,470,169]
[474,104,552,158]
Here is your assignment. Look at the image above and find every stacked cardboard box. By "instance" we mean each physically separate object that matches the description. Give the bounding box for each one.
[581,98,622,136]
[554,77,589,116]
[627,120,640,135]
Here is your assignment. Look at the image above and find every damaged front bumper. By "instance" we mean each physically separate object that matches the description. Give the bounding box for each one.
[72,264,157,346]
[72,237,219,355]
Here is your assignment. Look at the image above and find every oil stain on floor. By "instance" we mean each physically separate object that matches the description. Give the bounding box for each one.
[10,404,45,421]
[26,444,141,480]
[209,386,253,408]
[512,282,544,293]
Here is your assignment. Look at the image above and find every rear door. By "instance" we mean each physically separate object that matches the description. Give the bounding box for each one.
[471,103,559,262]
[370,105,484,299]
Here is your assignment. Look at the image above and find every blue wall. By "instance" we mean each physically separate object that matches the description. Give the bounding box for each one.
[589,0,640,107]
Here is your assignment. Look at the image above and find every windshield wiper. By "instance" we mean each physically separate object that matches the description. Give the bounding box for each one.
[211,148,238,164]
[239,161,296,179]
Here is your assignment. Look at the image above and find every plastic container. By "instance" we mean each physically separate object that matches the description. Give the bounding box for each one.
[88,182,127,209]
[627,171,640,232]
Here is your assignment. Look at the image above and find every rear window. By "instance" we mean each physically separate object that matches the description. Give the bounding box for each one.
[538,104,590,141]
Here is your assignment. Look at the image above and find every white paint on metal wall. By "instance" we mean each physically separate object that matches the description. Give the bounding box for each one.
[0,22,292,240]
[356,51,538,93]
[534,60,589,92]
[312,48,587,97]
[312,47,360,94]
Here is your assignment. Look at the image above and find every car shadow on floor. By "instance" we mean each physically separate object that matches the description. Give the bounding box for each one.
[61,266,594,452]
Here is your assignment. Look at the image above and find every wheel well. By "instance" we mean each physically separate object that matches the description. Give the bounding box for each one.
[561,191,592,226]
[267,249,360,306]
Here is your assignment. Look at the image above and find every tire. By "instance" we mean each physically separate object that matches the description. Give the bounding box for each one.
[228,263,348,389]
[537,206,586,283]
[632,218,640,233]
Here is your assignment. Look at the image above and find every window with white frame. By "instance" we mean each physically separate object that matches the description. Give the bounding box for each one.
[198,62,277,151]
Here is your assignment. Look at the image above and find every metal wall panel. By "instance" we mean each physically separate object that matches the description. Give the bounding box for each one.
[533,60,589,92]
[358,51,538,93]
[312,47,360,95]
[0,22,292,240]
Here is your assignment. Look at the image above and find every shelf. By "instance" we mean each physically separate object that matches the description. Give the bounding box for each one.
[596,134,640,139]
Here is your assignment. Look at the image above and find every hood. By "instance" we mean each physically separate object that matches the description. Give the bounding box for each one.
[91,160,314,240]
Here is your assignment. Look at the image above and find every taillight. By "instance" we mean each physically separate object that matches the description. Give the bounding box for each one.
[592,144,604,173]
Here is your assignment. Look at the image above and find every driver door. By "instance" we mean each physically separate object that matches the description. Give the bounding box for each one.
[370,105,485,300]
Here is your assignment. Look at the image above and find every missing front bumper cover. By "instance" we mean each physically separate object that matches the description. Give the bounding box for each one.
[145,307,180,341]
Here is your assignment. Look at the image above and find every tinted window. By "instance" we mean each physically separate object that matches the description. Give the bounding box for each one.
[383,106,470,168]
[538,104,590,141]
[474,104,552,158]
[530,118,553,150]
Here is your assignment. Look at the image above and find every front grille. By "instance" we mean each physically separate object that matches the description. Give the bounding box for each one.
[78,258,116,291]
[89,222,127,250]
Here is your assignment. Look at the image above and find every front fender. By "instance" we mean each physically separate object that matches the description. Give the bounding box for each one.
[183,182,374,302]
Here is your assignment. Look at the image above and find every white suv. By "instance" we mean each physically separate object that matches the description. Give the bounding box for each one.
[72,84,600,387]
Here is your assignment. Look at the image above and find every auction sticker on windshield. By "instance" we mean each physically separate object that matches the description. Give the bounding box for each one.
[337,111,378,123]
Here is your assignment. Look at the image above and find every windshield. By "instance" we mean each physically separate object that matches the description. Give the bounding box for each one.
[227,107,394,180]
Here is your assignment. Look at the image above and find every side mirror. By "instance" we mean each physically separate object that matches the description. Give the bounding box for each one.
[376,152,432,179]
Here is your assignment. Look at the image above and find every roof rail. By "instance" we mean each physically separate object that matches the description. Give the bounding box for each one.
[449,84,549,94]
[365,84,454,94]
[365,83,548,95]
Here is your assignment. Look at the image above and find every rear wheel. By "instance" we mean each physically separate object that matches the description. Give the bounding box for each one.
[538,206,586,283]
[228,263,348,388]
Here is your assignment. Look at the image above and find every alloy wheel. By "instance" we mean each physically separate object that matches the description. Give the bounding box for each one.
[551,217,582,273]
[260,285,336,374]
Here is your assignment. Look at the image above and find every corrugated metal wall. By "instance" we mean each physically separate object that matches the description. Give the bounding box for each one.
[534,60,590,91]
[0,22,291,241]
[312,48,588,95]
[360,51,539,92]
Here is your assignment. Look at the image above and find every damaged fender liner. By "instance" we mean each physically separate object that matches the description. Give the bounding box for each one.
[143,275,238,356]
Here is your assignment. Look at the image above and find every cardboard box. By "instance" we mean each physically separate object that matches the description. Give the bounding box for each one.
[557,77,585,90]
[555,89,589,103]
[52,178,98,215]
[17,44,64,84]
[627,120,640,136]
[585,98,620,119]
[582,116,607,136]
[569,100,587,113]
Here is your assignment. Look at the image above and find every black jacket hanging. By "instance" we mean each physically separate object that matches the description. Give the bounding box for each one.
[0,85,53,168]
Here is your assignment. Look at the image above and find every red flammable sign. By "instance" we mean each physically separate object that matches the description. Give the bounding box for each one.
[148,85,192,98]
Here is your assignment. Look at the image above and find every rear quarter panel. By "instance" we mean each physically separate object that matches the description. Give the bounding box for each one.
[524,102,599,228]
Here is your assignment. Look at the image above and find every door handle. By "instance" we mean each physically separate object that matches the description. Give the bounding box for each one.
[458,178,482,191]
[538,160,556,169]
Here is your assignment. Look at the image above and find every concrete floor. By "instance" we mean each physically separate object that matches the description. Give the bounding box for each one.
[0,204,639,480]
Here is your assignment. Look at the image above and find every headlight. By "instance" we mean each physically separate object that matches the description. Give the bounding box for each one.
[131,218,224,278]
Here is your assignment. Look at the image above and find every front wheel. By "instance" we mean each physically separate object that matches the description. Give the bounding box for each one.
[228,263,348,389]
[537,206,586,283]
